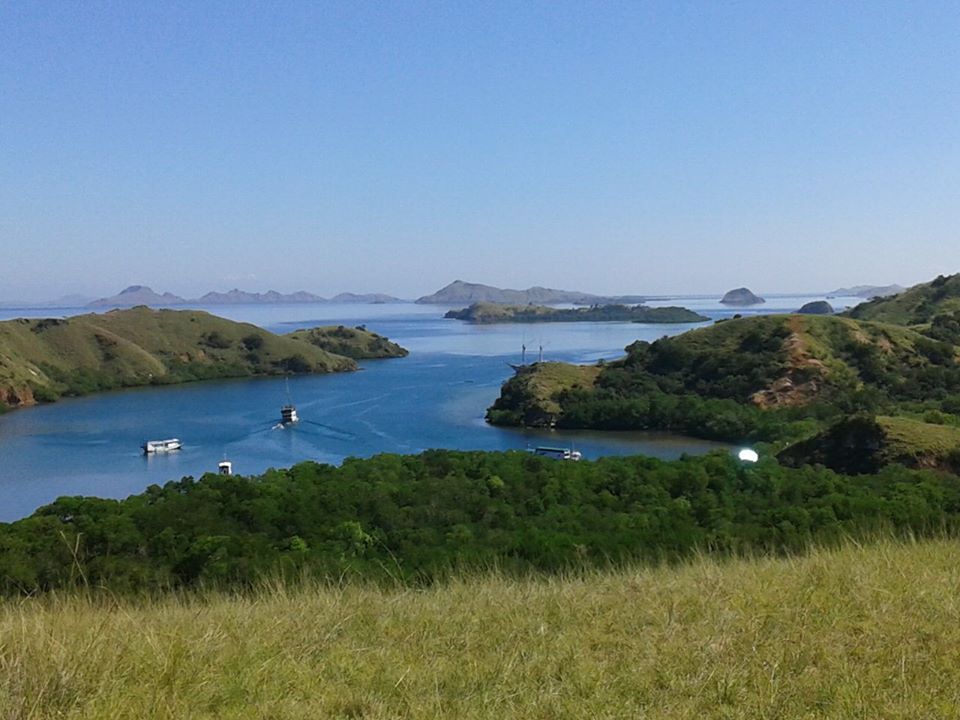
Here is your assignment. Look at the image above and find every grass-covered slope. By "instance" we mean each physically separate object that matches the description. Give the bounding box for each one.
[487,313,960,443]
[286,325,408,359]
[0,307,410,410]
[445,302,708,324]
[4,539,960,719]
[846,272,960,325]
[779,414,960,473]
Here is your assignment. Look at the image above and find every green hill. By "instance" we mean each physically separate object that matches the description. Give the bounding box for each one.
[845,272,960,325]
[778,414,960,473]
[487,313,960,444]
[444,302,708,324]
[0,307,407,411]
[287,325,408,359]
[4,539,960,718]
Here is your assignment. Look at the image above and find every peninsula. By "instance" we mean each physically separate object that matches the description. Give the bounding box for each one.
[487,273,960,471]
[444,302,708,324]
[0,307,407,411]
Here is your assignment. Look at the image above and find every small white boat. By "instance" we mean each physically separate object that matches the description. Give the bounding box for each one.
[281,404,299,425]
[142,438,182,454]
[530,446,582,461]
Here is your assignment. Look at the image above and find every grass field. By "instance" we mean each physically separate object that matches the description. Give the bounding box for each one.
[3,538,960,719]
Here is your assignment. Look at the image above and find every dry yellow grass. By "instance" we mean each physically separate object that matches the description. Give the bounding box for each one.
[3,539,960,718]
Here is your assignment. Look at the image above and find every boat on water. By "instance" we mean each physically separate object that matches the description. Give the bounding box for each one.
[142,438,182,454]
[276,377,299,427]
[530,446,582,461]
[280,404,299,425]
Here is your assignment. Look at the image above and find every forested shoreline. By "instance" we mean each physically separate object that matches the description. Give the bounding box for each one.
[2,450,958,595]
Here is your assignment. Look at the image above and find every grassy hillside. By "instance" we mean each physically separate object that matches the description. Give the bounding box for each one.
[287,325,408,359]
[0,308,411,411]
[846,272,960,325]
[778,414,960,473]
[487,313,960,444]
[489,361,601,425]
[444,302,708,324]
[3,539,960,718]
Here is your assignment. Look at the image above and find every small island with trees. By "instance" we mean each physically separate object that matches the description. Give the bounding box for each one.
[444,302,709,324]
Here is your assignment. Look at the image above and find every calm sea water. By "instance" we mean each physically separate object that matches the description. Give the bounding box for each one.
[0,294,859,521]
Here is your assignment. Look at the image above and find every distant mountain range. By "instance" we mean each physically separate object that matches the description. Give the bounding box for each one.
[87,286,190,308]
[416,280,647,306]
[84,286,404,308]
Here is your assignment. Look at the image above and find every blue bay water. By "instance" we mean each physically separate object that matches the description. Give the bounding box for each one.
[0,295,859,521]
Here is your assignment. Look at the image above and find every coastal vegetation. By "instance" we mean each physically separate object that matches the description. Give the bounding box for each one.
[0,307,407,411]
[444,302,708,324]
[4,539,959,719]
[1,449,958,595]
[486,311,960,461]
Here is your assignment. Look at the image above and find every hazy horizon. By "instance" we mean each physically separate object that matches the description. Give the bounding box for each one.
[3,2,959,301]
[0,277,909,306]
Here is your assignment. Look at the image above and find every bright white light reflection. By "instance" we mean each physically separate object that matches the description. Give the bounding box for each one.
[738,448,759,463]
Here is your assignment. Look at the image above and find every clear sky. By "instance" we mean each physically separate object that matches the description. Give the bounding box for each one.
[2,1,959,300]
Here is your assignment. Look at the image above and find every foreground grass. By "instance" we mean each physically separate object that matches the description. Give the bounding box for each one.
[3,539,960,718]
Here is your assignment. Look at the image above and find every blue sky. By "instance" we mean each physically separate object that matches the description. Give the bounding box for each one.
[2,1,959,300]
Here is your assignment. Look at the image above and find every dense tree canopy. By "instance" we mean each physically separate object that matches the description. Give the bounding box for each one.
[1,450,958,595]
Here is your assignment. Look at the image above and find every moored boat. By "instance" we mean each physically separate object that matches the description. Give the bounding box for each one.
[142,438,182,454]
[530,446,582,461]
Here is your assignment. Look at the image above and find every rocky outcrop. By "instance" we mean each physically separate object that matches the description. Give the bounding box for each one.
[1,384,36,410]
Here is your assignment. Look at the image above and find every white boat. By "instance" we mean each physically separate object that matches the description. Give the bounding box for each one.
[530,446,582,461]
[142,438,182,454]
[281,404,299,425]
[279,377,299,425]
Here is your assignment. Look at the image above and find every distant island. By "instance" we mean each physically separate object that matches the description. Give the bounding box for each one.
[827,284,904,299]
[84,286,405,308]
[797,300,834,315]
[417,280,647,306]
[445,302,708,324]
[719,287,765,306]
[0,307,407,412]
